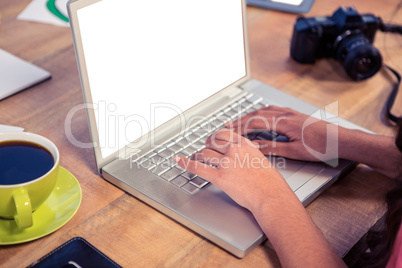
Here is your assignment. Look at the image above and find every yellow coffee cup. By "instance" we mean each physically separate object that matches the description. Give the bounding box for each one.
[0,132,59,229]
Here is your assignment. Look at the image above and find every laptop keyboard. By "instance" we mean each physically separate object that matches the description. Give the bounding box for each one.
[133,93,266,195]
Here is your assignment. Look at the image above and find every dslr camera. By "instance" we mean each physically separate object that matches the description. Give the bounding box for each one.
[290,6,382,81]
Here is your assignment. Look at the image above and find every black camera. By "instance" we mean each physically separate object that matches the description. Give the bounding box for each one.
[290,6,382,81]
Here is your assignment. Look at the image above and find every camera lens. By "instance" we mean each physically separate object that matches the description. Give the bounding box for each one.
[335,31,382,81]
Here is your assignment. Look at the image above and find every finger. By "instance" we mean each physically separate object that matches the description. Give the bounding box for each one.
[242,137,261,149]
[191,149,224,166]
[205,138,232,154]
[226,105,287,128]
[227,112,286,135]
[174,155,219,183]
[253,140,295,158]
[228,105,297,127]
[205,129,243,153]
[260,105,288,112]
[211,128,241,143]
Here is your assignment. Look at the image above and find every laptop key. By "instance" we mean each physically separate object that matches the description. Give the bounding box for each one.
[186,133,200,143]
[221,106,231,113]
[181,147,196,157]
[253,103,265,111]
[181,182,200,195]
[149,155,165,166]
[158,149,174,159]
[151,161,171,176]
[247,95,263,104]
[198,136,208,144]
[225,109,238,119]
[167,143,182,153]
[165,157,177,168]
[241,101,253,110]
[136,157,148,165]
[176,139,190,148]
[140,159,156,170]
[153,146,166,153]
[161,167,183,181]
[171,175,189,187]
[190,176,209,188]
[143,151,156,159]
[191,142,205,151]
[175,152,188,160]
[216,114,231,125]
[210,119,223,128]
[181,171,197,180]
[193,128,210,138]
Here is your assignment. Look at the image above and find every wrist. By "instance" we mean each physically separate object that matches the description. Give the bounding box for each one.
[338,128,402,178]
[337,128,366,160]
[250,177,301,225]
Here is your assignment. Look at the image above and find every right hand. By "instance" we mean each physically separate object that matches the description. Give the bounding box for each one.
[227,105,340,163]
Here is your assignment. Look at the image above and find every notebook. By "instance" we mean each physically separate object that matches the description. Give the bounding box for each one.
[0,49,50,100]
[67,0,364,258]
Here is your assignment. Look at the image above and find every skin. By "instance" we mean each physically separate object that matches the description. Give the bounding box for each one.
[228,106,402,179]
[175,106,402,267]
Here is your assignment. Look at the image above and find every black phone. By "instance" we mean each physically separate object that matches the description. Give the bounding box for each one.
[27,237,121,268]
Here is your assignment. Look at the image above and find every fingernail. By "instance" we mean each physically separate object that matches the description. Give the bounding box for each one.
[251,141,260,147]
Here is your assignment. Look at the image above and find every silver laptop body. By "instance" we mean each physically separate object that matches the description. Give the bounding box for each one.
[68,0,362,258]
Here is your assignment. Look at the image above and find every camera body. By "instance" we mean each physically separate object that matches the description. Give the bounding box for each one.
[290,6,382,81]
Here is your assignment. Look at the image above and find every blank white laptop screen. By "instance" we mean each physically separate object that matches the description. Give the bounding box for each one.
[77,0,246,158]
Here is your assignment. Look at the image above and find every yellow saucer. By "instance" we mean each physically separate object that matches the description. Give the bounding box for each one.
[0,167,82,245]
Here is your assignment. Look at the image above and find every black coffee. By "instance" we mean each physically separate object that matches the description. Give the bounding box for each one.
[0,141,54,185]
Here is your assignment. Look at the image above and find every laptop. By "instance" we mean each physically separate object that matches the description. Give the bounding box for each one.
[67,0,364,258]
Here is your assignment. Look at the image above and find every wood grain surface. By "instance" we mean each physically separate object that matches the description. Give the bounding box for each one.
[0,0,401,267]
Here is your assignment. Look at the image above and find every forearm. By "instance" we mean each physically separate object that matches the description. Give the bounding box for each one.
[251,180,346,268]
[338,128,402,179]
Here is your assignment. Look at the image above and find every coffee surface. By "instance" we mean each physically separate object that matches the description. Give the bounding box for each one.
[0,141,54,185]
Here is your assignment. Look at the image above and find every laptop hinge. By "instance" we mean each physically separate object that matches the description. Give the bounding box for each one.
[116,147,142,161]
[238,78,261,91]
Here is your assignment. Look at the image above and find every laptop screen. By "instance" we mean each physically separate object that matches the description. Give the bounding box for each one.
[76,0,246,158]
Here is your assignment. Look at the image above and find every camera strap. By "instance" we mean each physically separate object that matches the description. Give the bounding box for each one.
[379,21,402,35]
[384,65,402,125]
[379,20,402,125]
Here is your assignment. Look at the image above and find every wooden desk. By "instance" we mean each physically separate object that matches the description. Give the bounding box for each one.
[1,0,401,267]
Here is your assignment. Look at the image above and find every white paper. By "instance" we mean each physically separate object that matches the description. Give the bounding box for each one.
[17,0,70,27]
[0,49,51,100]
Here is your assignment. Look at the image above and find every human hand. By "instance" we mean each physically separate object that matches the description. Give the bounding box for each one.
[175,129,347,268]
[227,105,340,163]
[175,128,291,212]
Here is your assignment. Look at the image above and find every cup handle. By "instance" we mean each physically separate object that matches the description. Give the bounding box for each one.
[13,189,33,229]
